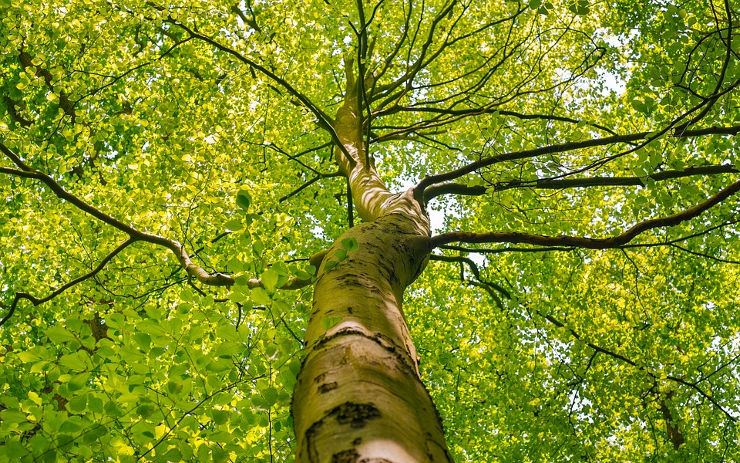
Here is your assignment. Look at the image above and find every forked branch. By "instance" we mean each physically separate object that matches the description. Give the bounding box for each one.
[430,254,510,308]
[1,141,235,286]
[1,141,316,295]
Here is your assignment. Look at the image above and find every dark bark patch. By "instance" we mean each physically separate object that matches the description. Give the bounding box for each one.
[352,437,362,445]
[334,273,377,290]
[304,418,324,463]
[330,402,380,428]
[332,448,359,463]
[371,331,418,377]
[318,381,338,393]
[314,327,366,348]
[347,306,353,314]
[313,372,327,383]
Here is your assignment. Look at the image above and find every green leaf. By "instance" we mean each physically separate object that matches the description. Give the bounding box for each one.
[3,440,29,459]
[235,189,252,211]
[17,351,40,363]
[167,381,183,395]
[59,352,88,372]
[262,387,278,407]
[211,409,229,425]
[1,409,28,424]
[251,287,272,305]
[228,288,247,303]
[163,448,183,461]
[212,447,229,463]
[261,268,279,291]
[292,267,313,280]
[224,218,243,231]
[59,419,82,433]
[67,394,87,412]
[341,237,358,251]
[133,332,151,351]
[234,273,251,286]
[215,341,240,357]
[88,396,103,413]
[136,404,154,418]
[253,239,265,255]
[46,326,76,343]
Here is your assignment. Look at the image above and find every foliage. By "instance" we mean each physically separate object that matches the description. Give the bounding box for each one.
[1,0,738,461]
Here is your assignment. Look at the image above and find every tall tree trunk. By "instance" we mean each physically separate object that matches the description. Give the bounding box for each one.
[291,61,452,462]
[292,205,452,462]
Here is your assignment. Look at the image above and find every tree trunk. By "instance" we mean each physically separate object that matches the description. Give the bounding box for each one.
[291,61,452,462]
[292,202,452,462]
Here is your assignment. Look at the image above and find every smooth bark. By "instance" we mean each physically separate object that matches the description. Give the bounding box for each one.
[292,64,452,463]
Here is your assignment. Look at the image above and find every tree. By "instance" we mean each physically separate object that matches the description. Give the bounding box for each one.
[0,0,738,461]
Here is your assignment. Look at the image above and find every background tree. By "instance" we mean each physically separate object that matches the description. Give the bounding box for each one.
[1,0,739,461]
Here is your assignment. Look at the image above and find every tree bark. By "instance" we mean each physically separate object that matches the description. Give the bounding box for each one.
[292,62,452,462]
[292,208,452,462]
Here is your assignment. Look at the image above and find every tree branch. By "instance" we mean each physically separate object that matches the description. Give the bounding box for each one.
[377,107,617,136]
[2,140,234,286]
[430,254,511,309]
[491,165,739,191]
[673,0,733,133]
[423,183,487,202]
[278,171,341,202]
[2,144,320,322]
[537,309,736,422]
[438,244,576,254]
[438,218,740,255]
[165,19,355,162]
[413,125,740,200]
[430,180,740,249]
[0,238,135,327]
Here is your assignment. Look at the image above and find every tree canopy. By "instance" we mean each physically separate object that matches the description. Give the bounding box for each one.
[1,0,739,461]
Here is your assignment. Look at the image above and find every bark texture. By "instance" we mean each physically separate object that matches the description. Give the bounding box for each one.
[292,63,452,462]
[292,211,451,462]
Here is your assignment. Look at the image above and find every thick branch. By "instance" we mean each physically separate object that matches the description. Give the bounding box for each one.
[2,140,233,286]
[439,218,740,255]
[431,180,740,249]
[493,165,739,191]
[423,183,487,202]
[2,143,318,295]
[414,125,740,199]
